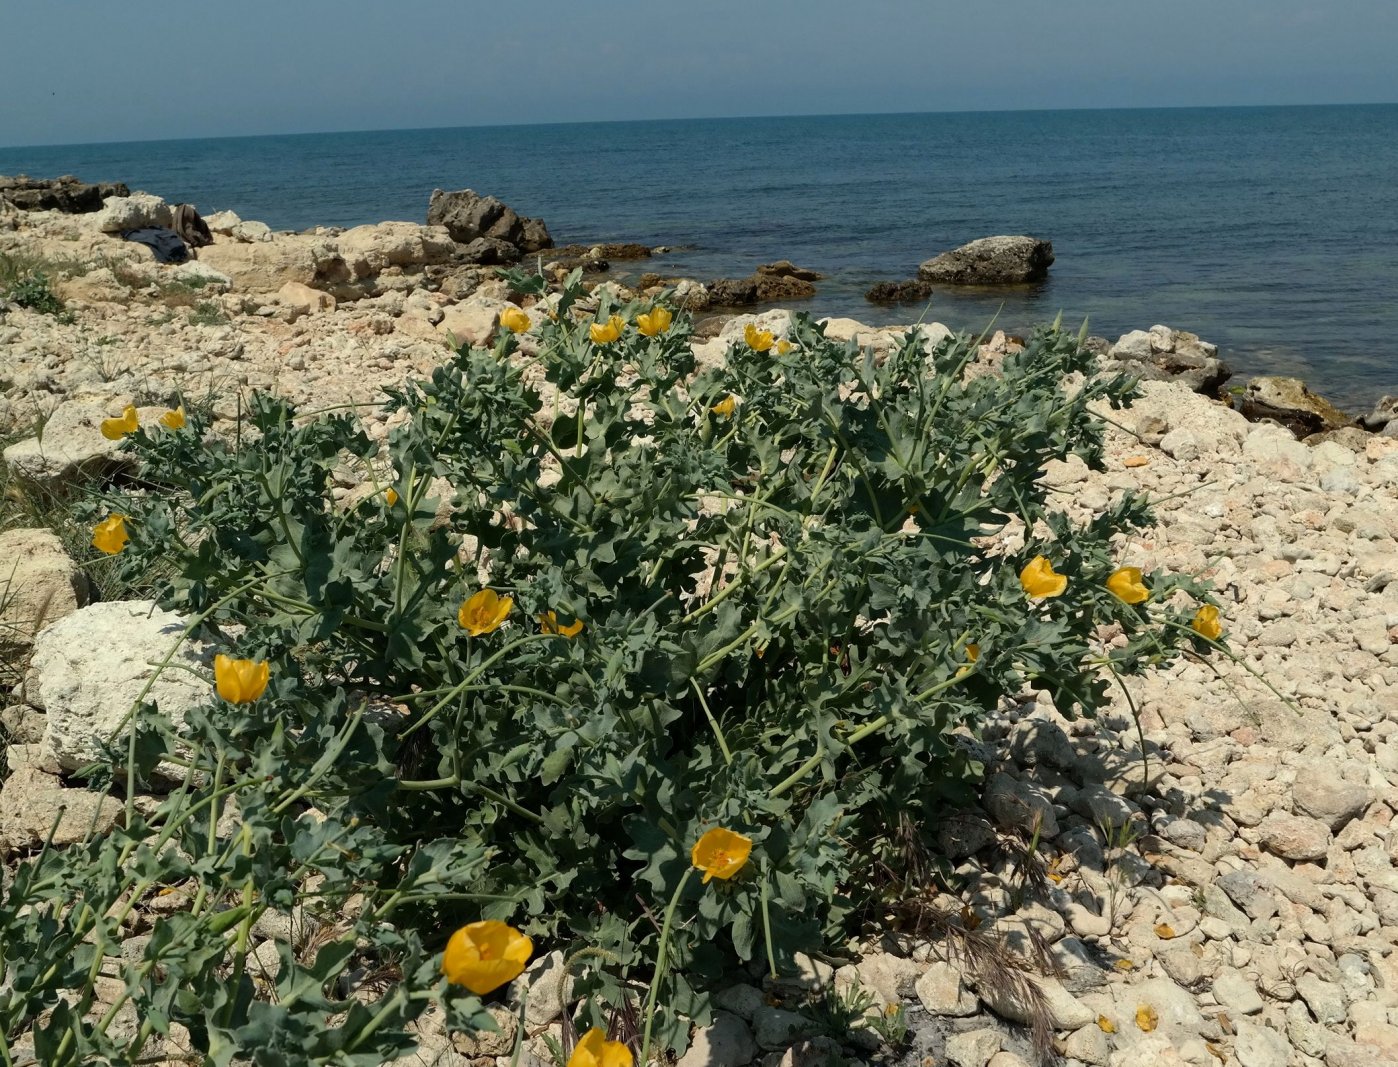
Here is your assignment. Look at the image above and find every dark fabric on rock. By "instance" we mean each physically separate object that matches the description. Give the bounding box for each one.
[122,227,190,264]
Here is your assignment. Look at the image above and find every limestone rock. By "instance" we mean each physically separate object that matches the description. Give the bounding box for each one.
[945,1027,1002,1067]
[915,961,979,1016]
[92,193,173,233]
[2,399,169,490]
[750,1006,817,1050]
[438,297,507,348]
[505,949,572,1025]
[0,529,88,654]
[277,281,336,316]
[1237,376,1350,437]
[972,972,1094,1030]
[28,600,213,774]
[198,234,340,293]
[676,1012,757,1067]
[426,188,551,252]
[1290,772,1373,831]
[0,764,122,855]
[0,174,128,213]
[865,278,935,303]
[335,221,456,279]
[1257,811,1331,862]
[917,236,1054,285]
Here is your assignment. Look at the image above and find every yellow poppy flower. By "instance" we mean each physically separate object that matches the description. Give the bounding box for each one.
[100,405,140,440]
[539,611,584,638]
[214,654,270,704]
[159,406,186,430]
[499,306,532,334]
[1191,604,1223,641]
[955,642,980,678]
[775,339,793,355]
[743,323,774,352]
[568,1028,633,1067]
[691,827,753,884]
[1020,555,1067,599]
[459,589,513,636]
[384,487,399,507]
[589,314,625,344]
[1105,566,1149,605]
[91,514,129,555]
[440,920,533,996]
[635,307,673,336]
[711,394,737,418]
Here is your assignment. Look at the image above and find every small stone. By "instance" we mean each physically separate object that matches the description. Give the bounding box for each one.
[713,983,765,1021]
[1290,773,1373,831]
[676,1012,757,1067]
[750,1006,817,1051]
[1257,812,1331,862]
[1295,972,1347,1025]
[1232,1019,1290,1067]
[915,961,979,1016]
[1061,1022,1110,1065]
[1212,971,1265,1015]
[974,973,1094,1030]
[944,1027,1002,1067]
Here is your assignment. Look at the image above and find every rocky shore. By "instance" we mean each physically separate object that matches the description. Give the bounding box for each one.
[2,181,1398,1067]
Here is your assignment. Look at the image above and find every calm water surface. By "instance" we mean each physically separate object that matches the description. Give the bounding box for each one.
[4,106,1396,408]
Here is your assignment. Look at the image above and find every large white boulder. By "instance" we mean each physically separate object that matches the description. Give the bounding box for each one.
[0,529,89,655]
[92,193,175,233]
[27,600,213,774]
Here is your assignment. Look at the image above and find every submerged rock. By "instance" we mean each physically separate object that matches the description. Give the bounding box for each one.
[918,235,1054,285]
[865,278,935,303]
[1237,376,1351,437]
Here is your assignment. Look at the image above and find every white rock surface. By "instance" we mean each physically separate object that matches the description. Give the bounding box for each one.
[27,601,212,773]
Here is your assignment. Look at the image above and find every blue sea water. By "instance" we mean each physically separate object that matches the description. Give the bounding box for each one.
[4,105,1397,409]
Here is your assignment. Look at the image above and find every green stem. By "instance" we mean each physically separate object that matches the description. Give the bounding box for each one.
[690,680,732,766]
[640,868,696,1065]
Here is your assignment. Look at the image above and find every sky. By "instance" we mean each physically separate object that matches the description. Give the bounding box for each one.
[3,0,1396,147]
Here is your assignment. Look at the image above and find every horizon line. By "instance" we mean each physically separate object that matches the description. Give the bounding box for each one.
[3,99,1396,153]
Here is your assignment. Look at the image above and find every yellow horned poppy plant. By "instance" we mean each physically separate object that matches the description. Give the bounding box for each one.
[440,920,533,996]
[635,307,672,336]
[711,394,737,418]
[744,323,775,352]
[539,611,584,638]
[214,655,270,704]
[691,827,752,884]
[1106,566,1149,605]
[775,339,793,355]
[91,514,129,555]
[1020,555,1068,599]
[159,406,186,430]
[499,306,531,334]
[568,1028,633,1067]
[384,487,399,507]
[100,405,139,440]
[459,589,512,636]
[589,315,625,344]
[1191,604,1223,641]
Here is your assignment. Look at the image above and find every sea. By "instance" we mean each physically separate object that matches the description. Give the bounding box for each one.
[4,105,1396,410]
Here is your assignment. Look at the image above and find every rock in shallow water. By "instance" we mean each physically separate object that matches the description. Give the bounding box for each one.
[917,235,1054,285]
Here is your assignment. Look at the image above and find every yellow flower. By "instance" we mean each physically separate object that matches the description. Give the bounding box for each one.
[711,394,737,418]
[100,405,139,440]
[159,406,186,430]
[955,642,980,679]
[775,339,793,355]
[744,323,774,352]
[440,920,533,996]
[539,611,584,638]
[1106,566,1149,605]
[91,514,129,555]
[499,306,532,334]
[1191,604,1223,641]
[691,827,753,884]
[567,1028,633,1067]
[214,654,270,704]
[1020,555,1067,599]
[589,314,625,344]
[384,487,399,507]
[635,307,673,336]
[459,589,513,636]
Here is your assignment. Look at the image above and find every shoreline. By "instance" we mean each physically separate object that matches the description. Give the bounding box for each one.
[0,175,1393,444]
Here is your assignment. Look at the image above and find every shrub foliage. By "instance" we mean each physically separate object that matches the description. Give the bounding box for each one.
[0,274,1220,1065]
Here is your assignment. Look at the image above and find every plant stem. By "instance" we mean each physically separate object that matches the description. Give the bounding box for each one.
[639,868,695,1066]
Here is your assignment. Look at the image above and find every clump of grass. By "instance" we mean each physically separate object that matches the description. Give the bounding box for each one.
[0,250,70,319]
[186,300,229,327]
